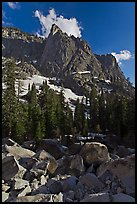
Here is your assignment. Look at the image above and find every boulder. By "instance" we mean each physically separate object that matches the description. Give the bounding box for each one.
[2,138,19,146]
[21,140,36,151]
[61,175,78,192]
[13,178,29,190]
[79,173,104,191]
[5,144,35,160]
[64,190,75,201]
[30,179,39,191]
[97,154,135,196]
[115,145,131,158]
[80,142,110,166]
[2,156,26,182]
[31,185,49,195]
[17,185,31,197]
[19,157,37,170]
[80,192,111,202]
[33,150,58,174]
[2,192,9,202]
[39,139,66,159]
[68,143,82,155]
[69,154,85,176]
[40,175,48,185]
[2,183,10,192]
[112,193,135,202]
[48,180,63,194]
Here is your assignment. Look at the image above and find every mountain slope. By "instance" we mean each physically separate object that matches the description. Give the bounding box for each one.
[2,25,135,98]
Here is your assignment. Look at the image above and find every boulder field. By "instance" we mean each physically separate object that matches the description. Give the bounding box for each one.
[2,138,135,202]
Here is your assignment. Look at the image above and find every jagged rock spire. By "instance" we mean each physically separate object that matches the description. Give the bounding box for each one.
[50,24,62,36]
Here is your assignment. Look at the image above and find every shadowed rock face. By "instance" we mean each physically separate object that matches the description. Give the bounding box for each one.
[2,25,134,97]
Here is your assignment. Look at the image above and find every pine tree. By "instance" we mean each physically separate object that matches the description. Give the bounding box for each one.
[74,99,85,134]
[98,90,107,133]
[89,85,99,132]
[2,58,18,138]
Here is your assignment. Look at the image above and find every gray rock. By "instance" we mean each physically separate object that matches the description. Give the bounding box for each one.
[21,140,36,151]
[64,190,75,201]
[33,149,58,174]
[68,143,82,155]
[40,175,48,185]
[2,183,10,192]
[79,173,104,191]
[112,193,135,202]
[49,180,63,194]
[61,176,78,192]
[2,192,9,202]
[2,156,26,182]
[98,169,114,184]
[39,139,66,159]
[11,194,52,202]
[13,178,29,190]
[5,144,35,160]
[30,179,39,191]
[2,138,19,146]
[74,185,85,201]
[80,142,110,166]
[69,154,85,176]
[19,157,37,170]
[115,145,131,158]
[86,164,94,173]
[17,185,31,197]
[97,154,135,195]
[80,192,111,202]
[31,185,49,195]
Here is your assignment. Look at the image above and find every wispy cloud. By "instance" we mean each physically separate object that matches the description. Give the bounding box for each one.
[34,8,82,38]
[2,10,7,19]
[2,10,13,26]
[111,50,133,65]
[7,2,20,10]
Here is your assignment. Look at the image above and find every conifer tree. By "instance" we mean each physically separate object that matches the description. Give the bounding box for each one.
[2,58,18,138]
[89,85,99,132]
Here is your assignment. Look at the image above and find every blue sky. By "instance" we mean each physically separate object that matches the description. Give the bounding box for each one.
[2,2,135,85]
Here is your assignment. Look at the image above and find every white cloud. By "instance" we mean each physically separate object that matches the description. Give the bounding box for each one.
[34,8,82,38]
[111,50,133,65]
[2,10,13,26]
[2,10,7,19]
[7,2,20,9]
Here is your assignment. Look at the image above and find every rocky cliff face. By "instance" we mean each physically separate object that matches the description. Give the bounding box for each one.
[2,25,134,97]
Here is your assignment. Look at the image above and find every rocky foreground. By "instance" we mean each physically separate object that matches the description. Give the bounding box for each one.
[2,137,135,202]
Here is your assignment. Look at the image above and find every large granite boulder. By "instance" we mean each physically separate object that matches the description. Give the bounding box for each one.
[39,139,67,159]
[80,142,110,166]
[4,144,35,160]
[69,154,85,176]
[33,150,58,174]
[2,156,26,182]
[97,154,135,196]
[79,173,104,191]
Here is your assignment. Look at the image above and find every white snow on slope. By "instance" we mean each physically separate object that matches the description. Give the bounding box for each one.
[3,73,85,111]
[17,74,85,104]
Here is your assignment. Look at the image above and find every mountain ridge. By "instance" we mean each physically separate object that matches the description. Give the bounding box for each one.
[2,24,134,97]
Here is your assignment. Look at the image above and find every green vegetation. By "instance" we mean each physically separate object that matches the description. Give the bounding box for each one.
[2,59,135,147]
